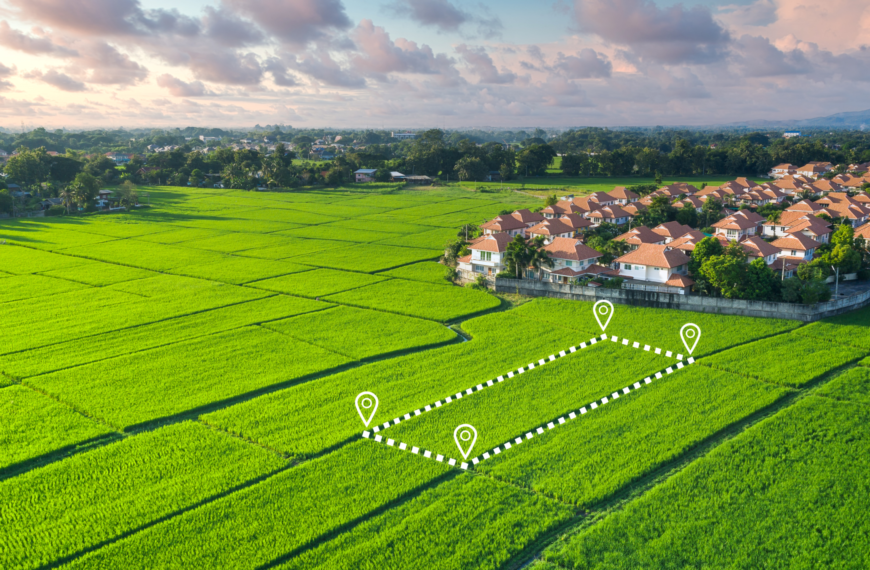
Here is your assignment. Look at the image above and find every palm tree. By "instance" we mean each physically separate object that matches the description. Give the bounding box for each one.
[504,235,531,279]
[527,236,554,280]
[59,187,73,215]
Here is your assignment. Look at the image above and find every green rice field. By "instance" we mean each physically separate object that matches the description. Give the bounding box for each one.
[1,183,869,569]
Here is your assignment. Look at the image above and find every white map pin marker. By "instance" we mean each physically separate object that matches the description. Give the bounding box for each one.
[453,424,478,460]
[593,300,614,332]
[355,392,379,427]
[680,323,701,355]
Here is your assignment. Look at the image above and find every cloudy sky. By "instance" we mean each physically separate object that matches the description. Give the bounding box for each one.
[0,0,868,129]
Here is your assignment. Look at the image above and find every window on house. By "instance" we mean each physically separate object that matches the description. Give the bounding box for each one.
[566,260,573,267]
[483,251,492,261]
[624,264,632,270]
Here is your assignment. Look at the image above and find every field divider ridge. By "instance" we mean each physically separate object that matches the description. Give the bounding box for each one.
[362,333,692,470]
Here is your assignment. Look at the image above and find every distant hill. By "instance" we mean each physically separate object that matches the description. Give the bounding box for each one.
[727,109,870,130]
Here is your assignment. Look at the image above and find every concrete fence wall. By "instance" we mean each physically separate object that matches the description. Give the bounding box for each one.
[493,278,870,322]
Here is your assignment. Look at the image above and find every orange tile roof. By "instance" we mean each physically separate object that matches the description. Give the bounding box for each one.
[542,237,601,261]
[512,209,545,224]
[740,236,780,258]
[471,232,513,253]
[665,273,695,287]
[615,226,666,245]
[771,233,821,251]
[616,243,690,268]
[855,222,870,240]
[559,213,593,230]
[587,205,631,219]
[652,221,694,238]
[607,186,639,200]
[481,215,526,232]
[528,219,573,236]
[667,230,707,251]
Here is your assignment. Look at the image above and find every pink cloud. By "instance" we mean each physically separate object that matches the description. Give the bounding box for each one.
[456,44,516,84]
[24,69,87,91]
[156,74,212,97]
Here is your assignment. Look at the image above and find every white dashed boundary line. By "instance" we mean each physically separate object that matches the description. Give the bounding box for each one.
[362,335,695,470]
[368,333,684,435]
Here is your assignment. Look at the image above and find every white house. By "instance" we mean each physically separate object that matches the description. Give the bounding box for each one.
[585,205,630,226]
[536,238,603,283]
[607,187,640,204]
[740,236,781,265]
[392,132,416,140]
[771,232,820,262]
[527,219,574,243]
[615,244,691,285]
[354,169,377,183]
[458,232,512,276]
[614,226,666,250]
[480,213,527,237]
[652,221,694,244]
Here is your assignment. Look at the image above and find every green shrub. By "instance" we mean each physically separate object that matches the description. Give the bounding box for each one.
[45,205,66,216]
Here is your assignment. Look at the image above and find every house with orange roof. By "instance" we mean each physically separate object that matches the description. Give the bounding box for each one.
[674,195,705,212]
[607,186,640,204]
[848,162,870,172]
[573,192,615,211]
[527,219,574,243]
[585,205,630,226]
[652,221,695,243]
[796,162,832,178]
[622,202,647,217]
[712,213,758,240]
[541,200,585,219]
[769,163,797,178]
[740,236,781,265]
[762,210,832,242]
[855,221,870,240]
[614,226,667,250]
[538,237,603,283]
[832,174,866,189]
[480,214,527,237]
[772,232,820,263]
[511,209,546,227]
[458,232,512,276]
[614,244,691,285]
[558,213,593,235]
[665,230,707,253]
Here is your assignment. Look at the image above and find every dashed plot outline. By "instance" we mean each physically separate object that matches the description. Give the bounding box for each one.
[361,332,695,469]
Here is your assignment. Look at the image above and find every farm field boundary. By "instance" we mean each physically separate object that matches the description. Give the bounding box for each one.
[362,332,695,469]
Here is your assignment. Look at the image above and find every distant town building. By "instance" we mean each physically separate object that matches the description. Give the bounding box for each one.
[783,131,802,138]
[392,132,416,140]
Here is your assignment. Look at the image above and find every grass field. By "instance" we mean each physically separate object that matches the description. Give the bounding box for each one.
[2,183,869,569]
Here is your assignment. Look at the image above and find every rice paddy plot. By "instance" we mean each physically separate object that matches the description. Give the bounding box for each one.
[3,295,330,379]
[0,244,88,274]
[247,268,387,297]
[796,305,870,351]
[277,475,574,570]
[279,225,391,243]
[306,243,441,273]
[201,313,582,457]
[537,397,870,569]
[39,261,157,286]
[133,227,227,244]
[235,237,348,260]
[0,385,114,471]
[704,332,864,387]
[174,217,302,233]
[816,366,870,404]
[232,208,338,226]
[378,261,452,285]
[0,224,118,250]
[0,274,92,304]
[180,232,293,253]
[376,226,459,249]
[167,256,312,285]
[0,421,285,570]
[63,239,228,271]
[511,297,801,357]
[63,442,449,570]
[28,326,351,429]
[264,305,457,360]
[276,201,392,218]
[106,273,226,297]
[478,366,791,507]
[319,218,435,235]
[325,278,500,321]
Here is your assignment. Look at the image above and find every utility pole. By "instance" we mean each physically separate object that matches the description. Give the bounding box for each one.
[831,265,839,298]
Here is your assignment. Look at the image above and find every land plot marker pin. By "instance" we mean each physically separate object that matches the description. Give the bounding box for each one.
[680,323,701,355]
[593,300,614,332]
[453,424,478,460]
[355,392,379,427]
